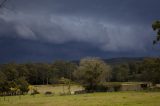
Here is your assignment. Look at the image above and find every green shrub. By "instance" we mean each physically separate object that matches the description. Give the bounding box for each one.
[95,84,108,92]
[31,89,40,95]
[45,91,53,95]
[147,87,160,92]
[113,85,121,91]
[59,92,66,96]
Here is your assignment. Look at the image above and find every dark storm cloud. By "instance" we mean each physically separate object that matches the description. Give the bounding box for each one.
[0,37,112,63]
[0,0,160,62]
[12,0,159,24]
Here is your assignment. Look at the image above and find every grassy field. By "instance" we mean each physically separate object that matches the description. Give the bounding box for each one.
[0,85,160,106]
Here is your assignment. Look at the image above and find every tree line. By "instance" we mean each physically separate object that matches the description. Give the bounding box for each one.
[0,57,160,95]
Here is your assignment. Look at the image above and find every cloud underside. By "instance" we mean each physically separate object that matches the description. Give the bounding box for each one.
[0,8,152,52]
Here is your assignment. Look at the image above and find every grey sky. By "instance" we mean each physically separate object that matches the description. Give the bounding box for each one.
[0,0,160,62]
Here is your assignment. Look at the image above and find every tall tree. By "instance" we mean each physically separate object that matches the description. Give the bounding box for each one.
[50,61,77,84]
[2,63,18,81]
[74,57,111,91]
[0,71,6,84]
[112,64,129,82]
[140,58,160,84]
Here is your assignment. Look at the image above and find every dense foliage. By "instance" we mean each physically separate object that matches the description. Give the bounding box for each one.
[73,58,111,91]
[0,57,160,95]
[0,61,77,96]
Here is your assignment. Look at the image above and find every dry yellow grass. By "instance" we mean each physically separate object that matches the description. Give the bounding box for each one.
[33,84,84,94]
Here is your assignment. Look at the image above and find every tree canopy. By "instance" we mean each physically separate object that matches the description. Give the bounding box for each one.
[73,57,111,91]
[0,57,160,95]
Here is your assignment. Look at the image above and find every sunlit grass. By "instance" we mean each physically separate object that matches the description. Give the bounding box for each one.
[33,84,84,94]
[0,85,160,106]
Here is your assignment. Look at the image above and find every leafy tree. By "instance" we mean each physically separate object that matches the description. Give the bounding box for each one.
[35,63,51,85]
[128,62,141,81]
[74,57,111,91]
[112,64,129,82]
[59,77,71,94]
[0,81,17,96]
[16,64,29,79]
[152,20,160,44]
[50,61,77,84]
[0,71,6,84]
[15,77,29,95]
[25,63,39,84]
[139,58,160,84]
[2,63,18,81]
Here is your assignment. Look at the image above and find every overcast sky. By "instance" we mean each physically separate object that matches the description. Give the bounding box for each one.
[0,0,160,63]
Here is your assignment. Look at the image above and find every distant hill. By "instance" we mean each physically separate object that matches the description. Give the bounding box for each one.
[104,57,144,65]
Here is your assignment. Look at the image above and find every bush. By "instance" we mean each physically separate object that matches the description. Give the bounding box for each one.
[90,83,122,92]
[31,89,40,95]
[59,92,72,96]
[113,85,121,91]
[59,92,66,96]
[45,91,53,95]
[95,84,108,92]
[83,83,121,92]
[147,87,160,92]
[74,90,86,94]
[15,77,29,94]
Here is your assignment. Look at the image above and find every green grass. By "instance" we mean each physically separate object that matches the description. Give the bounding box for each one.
[0,85,160,106]
[1,92,160,106]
